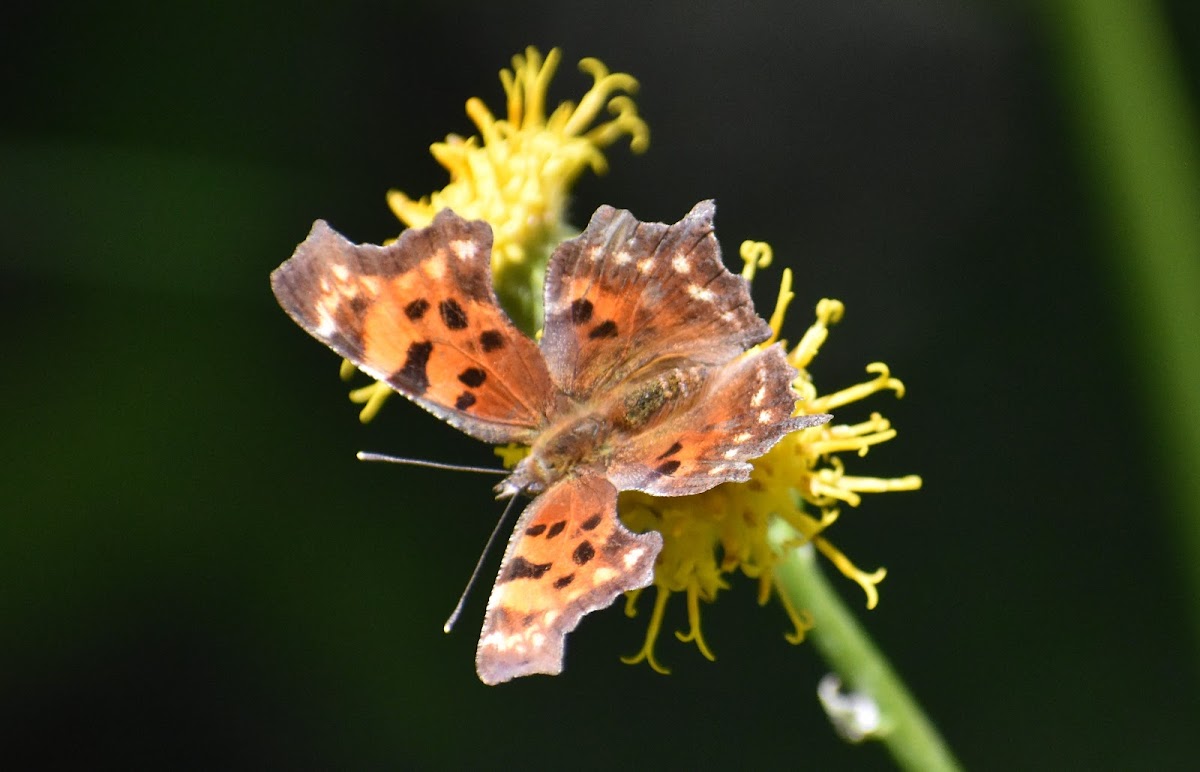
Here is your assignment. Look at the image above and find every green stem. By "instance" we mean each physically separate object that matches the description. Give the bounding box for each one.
[770,521,963,772]
[1037,2,1200,642]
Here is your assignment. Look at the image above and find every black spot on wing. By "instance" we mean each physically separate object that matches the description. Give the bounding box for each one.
[347,295,370,318]
[570,298,594,324]
[655,460,681,476]
[458,367,487,387]
[580,514,602,531]
[656,441,683,460]
[454,391,477,410]
[588,320,618,339]
[404,298,429,320]
[501,556,552,582]
[546,521,566,539]
[438,298,468,330]
[553,574,575,588]
[391,341,433,395]
[525,524,547,536]
[572,540,595,566]
[480,329,504,352]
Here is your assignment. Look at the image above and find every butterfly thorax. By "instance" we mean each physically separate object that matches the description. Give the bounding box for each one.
[499,364,709,498]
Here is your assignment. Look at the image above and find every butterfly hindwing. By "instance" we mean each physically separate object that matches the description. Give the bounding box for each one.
[476,474,662,685]
[606,345,829,496]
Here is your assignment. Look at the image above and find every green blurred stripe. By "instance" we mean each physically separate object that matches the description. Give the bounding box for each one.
[1041,1,1200,638]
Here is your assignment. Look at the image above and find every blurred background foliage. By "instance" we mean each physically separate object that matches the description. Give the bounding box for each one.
[3,1,1198,768]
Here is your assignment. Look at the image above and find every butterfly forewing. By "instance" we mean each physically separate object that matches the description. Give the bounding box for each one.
[271,212,554,444]
[540,200,772,398]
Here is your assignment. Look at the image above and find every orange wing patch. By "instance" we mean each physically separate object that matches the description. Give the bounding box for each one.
[476,475,662,685]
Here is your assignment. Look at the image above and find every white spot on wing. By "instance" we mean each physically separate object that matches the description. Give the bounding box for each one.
[314,308,337,338]
[758,410,773,424]
[423,256,446,280]
[330,263,350,281]
[480,622,551,657]
[592,567,617,584]
[751,385,768,407]
[672,255,690,273]
[479,631,514,652]
[450,239,476,260]
[614,251,633,265]
[623,547,645,569]
[687,284,716,302]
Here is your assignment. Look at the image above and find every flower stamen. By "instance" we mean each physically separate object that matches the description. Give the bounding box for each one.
[772,565,817,644]
[739,239,774,282]
[621,585,673,675]
[674,580,718,661]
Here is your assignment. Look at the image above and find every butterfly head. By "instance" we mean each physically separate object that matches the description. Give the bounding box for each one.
[495,412,610,500]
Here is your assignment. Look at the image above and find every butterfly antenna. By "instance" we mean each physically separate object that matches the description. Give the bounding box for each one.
[442,491,525,634]
[356,451,507,476]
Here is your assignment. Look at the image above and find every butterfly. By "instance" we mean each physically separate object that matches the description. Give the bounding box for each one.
[270,200,830,684]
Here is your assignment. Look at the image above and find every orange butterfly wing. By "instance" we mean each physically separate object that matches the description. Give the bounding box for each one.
[271,211,553,445]
[475,474,662,684]
[540,200,771,398]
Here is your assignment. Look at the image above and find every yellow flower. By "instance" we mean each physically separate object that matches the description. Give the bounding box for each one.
[348,46,648,420]
[618,243,921,675]
[335,48,921,678]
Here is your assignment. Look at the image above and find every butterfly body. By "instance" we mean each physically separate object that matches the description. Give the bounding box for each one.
[499,408,605,496]
[501,362,708,498]
[271,201,830,684]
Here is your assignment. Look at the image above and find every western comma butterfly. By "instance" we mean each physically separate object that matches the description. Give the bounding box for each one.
[270,201,830,684]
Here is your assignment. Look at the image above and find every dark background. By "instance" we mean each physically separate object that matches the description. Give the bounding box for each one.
[3,1,1198,769]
